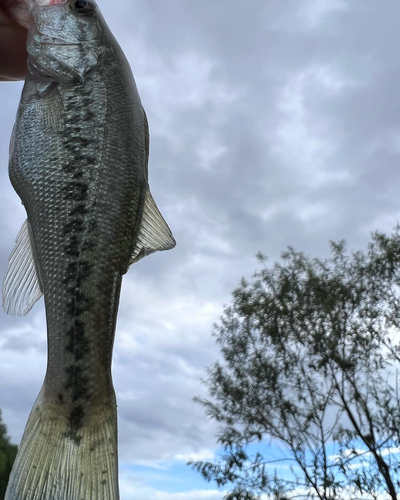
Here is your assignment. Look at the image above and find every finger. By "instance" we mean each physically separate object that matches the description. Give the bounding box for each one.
[0,0,31,28]
[0,8,28,80]
[0,76,21,81]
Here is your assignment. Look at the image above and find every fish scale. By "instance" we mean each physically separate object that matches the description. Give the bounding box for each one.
[3,1,175,498]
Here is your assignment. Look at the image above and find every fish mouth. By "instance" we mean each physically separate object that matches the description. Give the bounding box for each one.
[30,0,67,7]
[39,38,82,46]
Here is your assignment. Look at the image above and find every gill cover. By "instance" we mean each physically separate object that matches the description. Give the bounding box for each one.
[28,0,101,83]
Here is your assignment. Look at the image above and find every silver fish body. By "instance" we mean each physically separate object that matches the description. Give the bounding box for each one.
[4,1,175,499]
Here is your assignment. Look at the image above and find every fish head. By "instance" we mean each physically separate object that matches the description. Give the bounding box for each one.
[27,0,106,83]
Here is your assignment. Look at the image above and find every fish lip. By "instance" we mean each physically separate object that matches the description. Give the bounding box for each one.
[39,38,83,46]
[30,0,68,9]
[27,1,67,34]
[28,0,70,24]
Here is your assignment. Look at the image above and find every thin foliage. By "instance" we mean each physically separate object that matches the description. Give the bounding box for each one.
[0,410,17,500]
[190,226,400,499]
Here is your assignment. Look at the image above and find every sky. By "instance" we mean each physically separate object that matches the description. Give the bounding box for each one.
[1,0,400,498]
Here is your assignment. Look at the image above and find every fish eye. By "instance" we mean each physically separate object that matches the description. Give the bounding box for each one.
[74,0,88,8]
[71,0,93,12]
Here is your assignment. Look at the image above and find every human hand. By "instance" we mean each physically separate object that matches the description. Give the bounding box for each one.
[0,0,28,81]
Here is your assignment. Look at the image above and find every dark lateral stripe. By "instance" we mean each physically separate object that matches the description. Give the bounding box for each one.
[65,364,90,402]
[64,234,80,257]
[65,319,89,361]
[64,218,85,234]
[66,405,85,444]
[63,181,89,201]
[63,261,92,287]
[60,83,103,429]
[69,204,89,216]
[66,293,93,317]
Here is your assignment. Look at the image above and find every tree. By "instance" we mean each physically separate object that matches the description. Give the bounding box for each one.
[190,226,400,500]
[0,410,17,500]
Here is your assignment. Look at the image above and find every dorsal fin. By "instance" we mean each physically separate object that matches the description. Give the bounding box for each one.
[3,220,43,316]
[129,189,176,265]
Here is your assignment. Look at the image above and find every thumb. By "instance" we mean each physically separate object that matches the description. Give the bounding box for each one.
[0,7,28,80]
[1,0,30,29]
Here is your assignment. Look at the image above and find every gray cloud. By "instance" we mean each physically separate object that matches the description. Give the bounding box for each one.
[1,0,400,497]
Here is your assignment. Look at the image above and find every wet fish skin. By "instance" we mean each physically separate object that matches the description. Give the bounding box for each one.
[4,1,175,499]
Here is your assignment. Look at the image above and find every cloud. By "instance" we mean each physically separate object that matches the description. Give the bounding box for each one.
[297,0,348,30]
[2,0,400,498]
[174,449,216,463]
[119,482,225,500]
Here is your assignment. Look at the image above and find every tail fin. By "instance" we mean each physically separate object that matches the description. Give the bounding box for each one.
[5,389,119,500]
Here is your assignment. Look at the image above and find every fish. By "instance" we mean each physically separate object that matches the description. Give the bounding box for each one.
[3,0,176,498]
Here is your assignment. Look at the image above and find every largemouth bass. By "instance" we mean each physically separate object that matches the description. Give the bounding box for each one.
[3,0,175,498]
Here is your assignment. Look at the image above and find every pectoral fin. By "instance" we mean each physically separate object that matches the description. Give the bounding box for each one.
[129,189,176,265]
[37,83,65,132]
[3,220,43,316]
